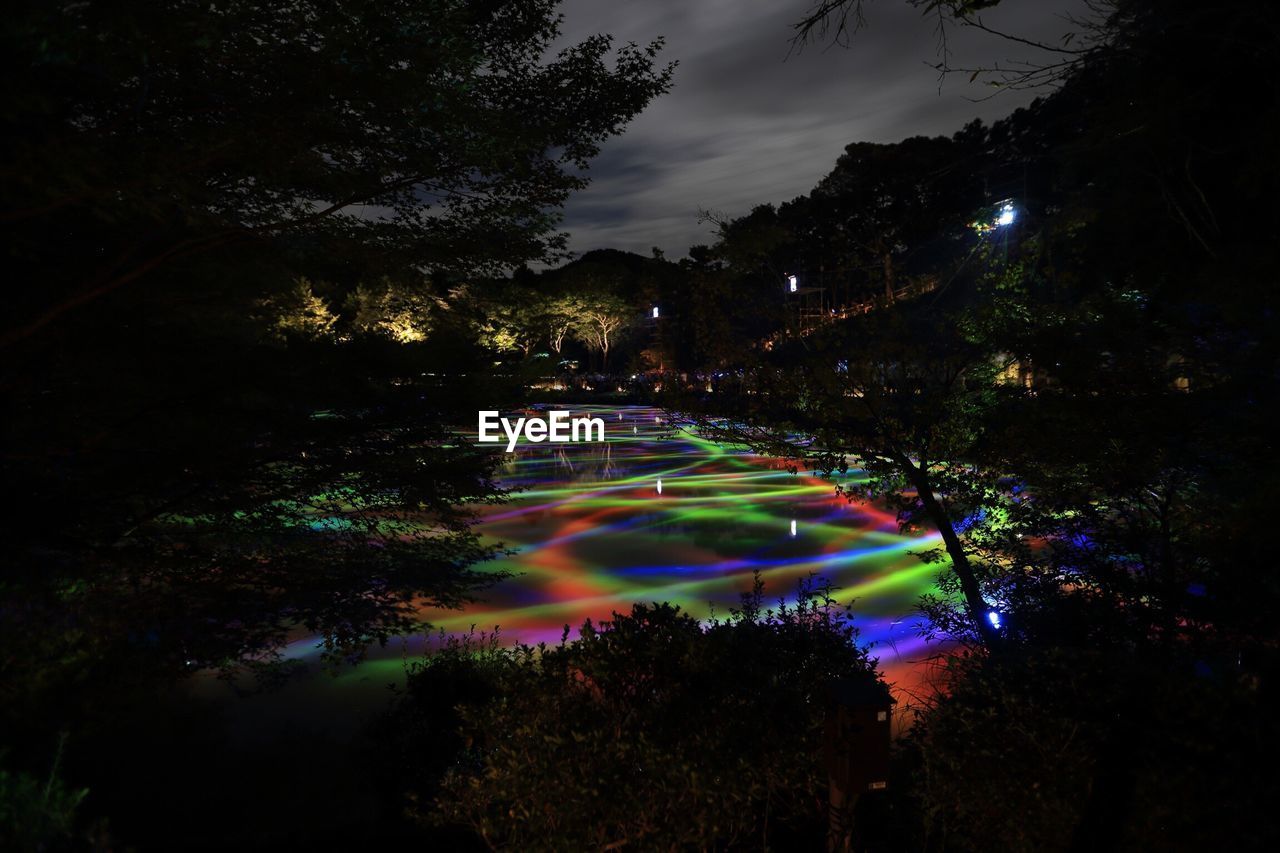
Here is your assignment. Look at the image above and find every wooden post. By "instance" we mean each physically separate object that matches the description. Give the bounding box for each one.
[826,678,893,851]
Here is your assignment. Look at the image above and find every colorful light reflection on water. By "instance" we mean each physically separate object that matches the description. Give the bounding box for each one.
[415,405,945,691]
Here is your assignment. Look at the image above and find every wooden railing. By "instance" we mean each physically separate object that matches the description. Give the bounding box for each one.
[762,276,940,349]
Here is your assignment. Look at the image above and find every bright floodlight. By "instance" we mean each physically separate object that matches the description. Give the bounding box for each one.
[787,274,798,292]
[987,610,1002,629]
[652,305,659,318]
[996,204,1016,226]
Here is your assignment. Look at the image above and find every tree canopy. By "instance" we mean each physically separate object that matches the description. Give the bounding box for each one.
[2,0,673,344]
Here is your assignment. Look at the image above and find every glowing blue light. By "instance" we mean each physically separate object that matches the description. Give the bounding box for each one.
[997,205,1016,226]
[652,306,660,318]
[987,610,1002,629]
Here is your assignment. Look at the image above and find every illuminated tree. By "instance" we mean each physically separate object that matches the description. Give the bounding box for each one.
[545,293,584,354]
[348,279,436,343]
[262,277,338,341]
[573,294,632,370]
[467,281,547,356]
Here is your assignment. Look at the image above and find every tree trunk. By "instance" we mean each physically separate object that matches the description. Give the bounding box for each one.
[904,459,1000,648]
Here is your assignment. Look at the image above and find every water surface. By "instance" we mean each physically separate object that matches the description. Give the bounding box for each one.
[235,404,946,730]
[418,405,944,690]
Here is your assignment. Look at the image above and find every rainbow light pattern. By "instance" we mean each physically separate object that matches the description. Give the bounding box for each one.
[411,405,945,690]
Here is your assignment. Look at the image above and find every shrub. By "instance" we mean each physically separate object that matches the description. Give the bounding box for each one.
[900,644,1279,852]
[389,575,881,850]
[0,737,88,851]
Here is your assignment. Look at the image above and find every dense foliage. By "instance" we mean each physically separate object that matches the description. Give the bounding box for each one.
[3,0,1278,848]
[2,0,672,681]
[384,577,879,850]
[644,0,1280,846]
[893,645,1278,852]
[1,2,671,846]
[2,0,672,344]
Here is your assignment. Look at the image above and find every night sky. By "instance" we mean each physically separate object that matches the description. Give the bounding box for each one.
[555,0,1089,257]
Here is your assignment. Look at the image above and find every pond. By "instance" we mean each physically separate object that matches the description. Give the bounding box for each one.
[423,405,943,682]
[226,404,947,730]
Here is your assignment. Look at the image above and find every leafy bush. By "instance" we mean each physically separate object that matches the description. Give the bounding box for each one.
[387,575,881,850]
[899,644,1279,852]
[0,737,88,851]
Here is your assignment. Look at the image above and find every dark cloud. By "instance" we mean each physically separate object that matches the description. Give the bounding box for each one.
[552,0,1090,258]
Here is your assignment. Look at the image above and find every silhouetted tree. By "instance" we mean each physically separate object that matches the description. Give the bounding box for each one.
[2,0,673,345]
